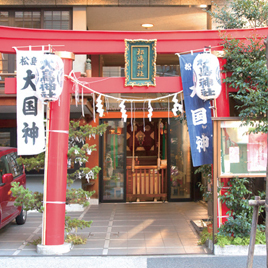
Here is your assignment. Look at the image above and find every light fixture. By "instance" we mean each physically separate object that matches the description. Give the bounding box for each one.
[141,23,154,29]
[200,5,207,8]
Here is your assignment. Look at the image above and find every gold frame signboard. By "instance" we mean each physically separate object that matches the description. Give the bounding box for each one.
[124,39,157,87]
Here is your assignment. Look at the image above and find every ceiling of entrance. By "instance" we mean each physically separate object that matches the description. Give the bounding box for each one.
[86,6,208,31]
[86,6,208,66]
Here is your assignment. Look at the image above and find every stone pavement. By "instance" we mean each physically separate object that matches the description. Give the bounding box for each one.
[0,202,266,267]
[0,202,209,256]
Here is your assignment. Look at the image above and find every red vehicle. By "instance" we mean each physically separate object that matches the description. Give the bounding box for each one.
[0,147,27,229]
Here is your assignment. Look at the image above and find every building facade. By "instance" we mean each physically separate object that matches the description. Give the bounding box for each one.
[0,0,241,207]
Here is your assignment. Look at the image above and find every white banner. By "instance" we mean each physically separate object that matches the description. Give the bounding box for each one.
[16,50,45,155]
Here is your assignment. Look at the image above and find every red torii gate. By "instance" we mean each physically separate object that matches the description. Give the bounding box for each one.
[1,25,267,254]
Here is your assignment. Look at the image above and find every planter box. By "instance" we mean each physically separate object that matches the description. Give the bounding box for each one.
[65,203,85,212]
[214,244,266,256]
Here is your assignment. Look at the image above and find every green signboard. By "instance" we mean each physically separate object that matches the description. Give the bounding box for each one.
[124,39,157,87]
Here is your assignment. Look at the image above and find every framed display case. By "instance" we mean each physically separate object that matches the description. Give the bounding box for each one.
[214,118,267,178]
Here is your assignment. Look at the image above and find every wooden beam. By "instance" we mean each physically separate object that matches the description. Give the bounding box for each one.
[1,26,268,54]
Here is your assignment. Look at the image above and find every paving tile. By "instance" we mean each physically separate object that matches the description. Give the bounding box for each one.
[158,226,177,232]
[184,246,206,254]
[160,232,180,239]
[82,249,104,255]
[112,226,138,232]
[75,240,105,248]
[178,232,198,238]
[0,202,209,257]
[127,233,145,240]
[127,240,146,247]
[0,242,24,249]
[17,250,40,256]
[127,247,147,255]
[163,239,183,247]
[165,247,186,254]
[108,248,128,255]
[63,249,85,255]
[90,221,110,227]
[110,233,128,240]
[0,235,30,242]
[145,238,165,248]
[144,232,162,239]
[146,248,166,255]
[87,232,107,239]
[82,226,108,232]
[109,240,128,248]
[0,250,17,255]
[180,239,199,246]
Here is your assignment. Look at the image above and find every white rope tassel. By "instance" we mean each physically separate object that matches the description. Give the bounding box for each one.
[96,94,104,117]
[172,93,183,116]
[119,100,127,122]
[93,93,96,122]
[148,100,153,122]
[143,101,146,132]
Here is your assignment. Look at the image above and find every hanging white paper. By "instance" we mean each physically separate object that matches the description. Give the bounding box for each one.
[96,94,104,117]
[119,100,127,122]
[172,93,183,116]
[148,100,153,122]
[16,50,45,155]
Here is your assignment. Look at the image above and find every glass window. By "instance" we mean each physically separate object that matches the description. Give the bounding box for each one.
[0,132,10,147]
[220,121,267,176]
[15,11,41,28]
[0,8,71,83]
[0,156,9,183]
[44,10,71,30]
[6,152,23,178]
[0,12,9,84]
[0,53,8,85]
[102,120,125,201]
[0,11,9,26]
[170,118,191,199]
[156,65,180,77]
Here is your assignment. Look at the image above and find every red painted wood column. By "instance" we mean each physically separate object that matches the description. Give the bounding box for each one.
[42,52,74,247]
[214,52,230,228]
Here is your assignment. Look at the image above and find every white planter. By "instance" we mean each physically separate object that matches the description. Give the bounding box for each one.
[65,204,85,212]
[214,244,266,256]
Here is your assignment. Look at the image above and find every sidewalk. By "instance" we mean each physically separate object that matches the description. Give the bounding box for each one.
[0,255,265,268]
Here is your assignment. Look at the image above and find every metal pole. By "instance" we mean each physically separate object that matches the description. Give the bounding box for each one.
[264,35,268,268]
[247,196,260,268]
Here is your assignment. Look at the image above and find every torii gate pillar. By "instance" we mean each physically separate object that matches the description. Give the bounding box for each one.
[37,51,74,255]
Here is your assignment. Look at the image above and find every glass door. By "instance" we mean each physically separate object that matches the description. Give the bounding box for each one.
[100,120,126,202]
[169,118,192,200]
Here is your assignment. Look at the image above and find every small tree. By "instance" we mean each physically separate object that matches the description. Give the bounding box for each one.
[209,0,268,263]
[13,119,107,244]
[209,0,268,29]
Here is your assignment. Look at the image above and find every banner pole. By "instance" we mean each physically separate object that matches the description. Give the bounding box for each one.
[42,101,50,245]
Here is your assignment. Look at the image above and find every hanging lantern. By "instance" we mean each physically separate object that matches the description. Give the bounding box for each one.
[35,53,64,102]
[193,53,222,101]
